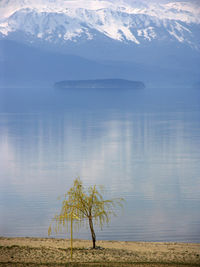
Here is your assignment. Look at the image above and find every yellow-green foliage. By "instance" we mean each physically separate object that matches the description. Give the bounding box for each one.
[48,178,124,248]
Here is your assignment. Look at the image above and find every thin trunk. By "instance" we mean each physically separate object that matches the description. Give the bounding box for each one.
[70,213,73,259]
[89,217,96,249]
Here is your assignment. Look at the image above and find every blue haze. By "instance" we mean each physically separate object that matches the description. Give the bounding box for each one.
[1,40,199,89]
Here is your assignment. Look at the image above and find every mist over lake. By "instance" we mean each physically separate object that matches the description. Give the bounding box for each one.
[0,87,200,242]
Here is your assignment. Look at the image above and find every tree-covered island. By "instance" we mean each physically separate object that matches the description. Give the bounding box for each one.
[54,79,145,89]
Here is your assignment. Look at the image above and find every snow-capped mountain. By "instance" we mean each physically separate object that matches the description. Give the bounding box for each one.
[1,0,200,89]
[0,0,200,49]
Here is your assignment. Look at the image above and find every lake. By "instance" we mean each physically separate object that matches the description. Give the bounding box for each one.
[0,87,200,242]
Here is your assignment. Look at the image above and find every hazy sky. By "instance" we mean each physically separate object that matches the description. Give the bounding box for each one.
[123,0,198,3]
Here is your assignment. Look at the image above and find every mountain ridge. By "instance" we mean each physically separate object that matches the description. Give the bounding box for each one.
[0,0,200,50]
[0,1,199,88]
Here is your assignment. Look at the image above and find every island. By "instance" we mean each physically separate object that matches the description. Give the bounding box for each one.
[54,79,145,89]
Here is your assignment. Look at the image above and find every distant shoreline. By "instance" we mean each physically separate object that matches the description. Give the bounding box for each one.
[54,78,145,89]
[0,237,200,266]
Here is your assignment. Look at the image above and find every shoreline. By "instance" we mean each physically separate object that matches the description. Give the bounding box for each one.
[0,237,200,266]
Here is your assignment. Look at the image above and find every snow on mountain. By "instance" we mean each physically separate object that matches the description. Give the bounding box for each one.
[0,0,200,48]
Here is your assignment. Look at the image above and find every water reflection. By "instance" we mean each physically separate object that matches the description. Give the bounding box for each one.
[0,88,200,241]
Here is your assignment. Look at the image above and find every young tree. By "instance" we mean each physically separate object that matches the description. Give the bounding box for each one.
[48,178,124,249]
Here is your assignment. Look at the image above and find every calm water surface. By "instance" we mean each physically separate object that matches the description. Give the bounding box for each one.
[0,87,200,242]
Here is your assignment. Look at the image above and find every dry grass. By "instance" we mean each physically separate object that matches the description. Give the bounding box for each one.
[0,237,200,267]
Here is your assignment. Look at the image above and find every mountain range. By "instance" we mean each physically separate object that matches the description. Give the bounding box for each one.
[0,0,200,88]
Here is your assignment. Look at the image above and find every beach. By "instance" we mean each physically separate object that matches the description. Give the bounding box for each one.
[0,237,200,266]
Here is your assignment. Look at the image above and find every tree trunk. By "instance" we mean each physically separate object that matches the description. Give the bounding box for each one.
[89,217,96,249]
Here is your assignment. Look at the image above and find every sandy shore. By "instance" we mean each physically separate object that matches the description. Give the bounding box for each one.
[0,237,200,266]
